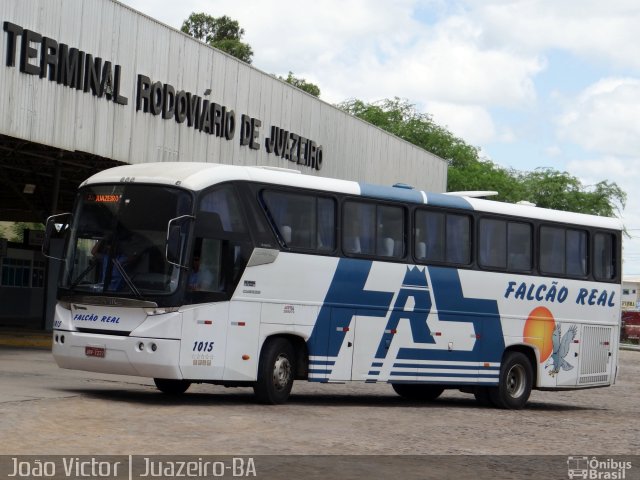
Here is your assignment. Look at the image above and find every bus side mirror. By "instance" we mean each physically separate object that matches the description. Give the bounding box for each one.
[43,213,71,260]
[166,225,183,266]
[165,215,194,269]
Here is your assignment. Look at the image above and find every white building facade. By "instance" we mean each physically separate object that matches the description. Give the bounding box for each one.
[621,277,640,311]
[0,0,446,187]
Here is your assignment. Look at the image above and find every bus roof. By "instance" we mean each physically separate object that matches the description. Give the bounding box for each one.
[83,162,623,231]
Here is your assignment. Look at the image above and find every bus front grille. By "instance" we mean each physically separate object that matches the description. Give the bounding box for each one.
[76,328,131,336]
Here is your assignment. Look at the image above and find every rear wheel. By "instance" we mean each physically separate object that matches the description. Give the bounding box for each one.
[489,351,533,409]
[153,378,191,395]
[253,338,295,404]
[392,384,444,401]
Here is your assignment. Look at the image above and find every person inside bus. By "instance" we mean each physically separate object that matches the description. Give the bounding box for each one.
[188,241,221,292]
[188,253,202,290]
[188,252,217,291]
[90,232,135,291]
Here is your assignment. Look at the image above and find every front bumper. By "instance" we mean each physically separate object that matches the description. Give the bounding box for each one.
[52,330,183,379]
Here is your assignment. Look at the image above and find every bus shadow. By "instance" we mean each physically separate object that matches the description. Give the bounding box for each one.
[54,386,601,412]
[291,394,601,412]
[55,386,257,406]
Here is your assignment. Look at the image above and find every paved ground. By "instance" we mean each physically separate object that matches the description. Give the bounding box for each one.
[0,346,638,457]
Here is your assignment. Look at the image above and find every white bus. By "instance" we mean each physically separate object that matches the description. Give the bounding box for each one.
[44,162,622,408]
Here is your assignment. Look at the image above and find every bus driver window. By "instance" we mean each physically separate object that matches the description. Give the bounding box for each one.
[188,240,222,292]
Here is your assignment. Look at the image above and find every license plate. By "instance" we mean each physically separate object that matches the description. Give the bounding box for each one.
[85,346,106,358]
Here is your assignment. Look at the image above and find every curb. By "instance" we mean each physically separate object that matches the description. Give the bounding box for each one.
[0,332,52,349]
[620,343,640,352]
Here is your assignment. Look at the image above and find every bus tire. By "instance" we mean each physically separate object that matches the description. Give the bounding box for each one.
[153,378,191,395]
[392,383,444,401]
[253,337,295,404]
[489,351,532,409]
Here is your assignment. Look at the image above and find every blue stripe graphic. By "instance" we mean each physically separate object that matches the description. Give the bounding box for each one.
[308,259,394,378]
[397,266,504,364]
[425,192,473,210]
[393,363,499,371]
[359,183,425,204]
[307,260,505,383]
[390,371,498,378]
[374,267,434,359]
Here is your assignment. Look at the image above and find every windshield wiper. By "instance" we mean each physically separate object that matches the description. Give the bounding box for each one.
[69,259,99,290]
[111,257,142,298]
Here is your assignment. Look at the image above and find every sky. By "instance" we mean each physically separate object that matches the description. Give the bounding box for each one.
[119,0,640,275]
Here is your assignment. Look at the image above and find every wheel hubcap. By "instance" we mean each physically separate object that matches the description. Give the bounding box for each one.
[272,354,292,391]
[506,364,525,398]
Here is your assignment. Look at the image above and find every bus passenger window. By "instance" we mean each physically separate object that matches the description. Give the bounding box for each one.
[377,205,404,257]
[479,218,531,271]
[566,229,588,276]
[479,219,507,269]
[540,226,587,277]
[262,190,336,252]
[415,210,470,265]
[317,198,336,251]
[508,222,532,271]
[594,232,616,281]
[343,201,404,259]
[540,226,565,275]
[415,211,445,262]
[343,236,362,254]
[343,202,375,255]
[446,214,470,264]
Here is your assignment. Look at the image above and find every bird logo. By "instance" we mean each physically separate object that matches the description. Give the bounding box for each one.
[546,324,578,376]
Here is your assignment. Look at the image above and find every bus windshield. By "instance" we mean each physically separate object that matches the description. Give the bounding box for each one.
[61,184,192,297]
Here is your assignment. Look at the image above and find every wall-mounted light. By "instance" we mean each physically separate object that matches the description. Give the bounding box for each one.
[23,184,36,194]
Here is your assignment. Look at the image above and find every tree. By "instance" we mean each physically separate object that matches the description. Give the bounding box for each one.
[278,72,321,98]
[339,98,626,217]
[518,169,626,217]
[339,98,480,171]
[181,13,253,64]
[8,222,44,243]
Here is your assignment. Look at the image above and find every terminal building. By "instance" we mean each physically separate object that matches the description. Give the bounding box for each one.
[0,0,447,330]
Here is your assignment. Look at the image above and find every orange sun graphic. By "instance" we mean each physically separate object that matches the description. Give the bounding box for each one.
[523,306,556,363]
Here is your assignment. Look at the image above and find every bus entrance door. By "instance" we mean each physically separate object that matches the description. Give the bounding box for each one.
[325,308,356,381]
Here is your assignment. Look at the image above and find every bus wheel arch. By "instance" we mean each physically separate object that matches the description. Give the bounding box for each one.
[285,334,309,380]
[489,347,535,409]
[506,344,539,388]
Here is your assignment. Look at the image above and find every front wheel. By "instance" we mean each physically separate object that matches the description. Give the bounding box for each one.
[392,384,444,401]
[153,378,191,395]
[489,351,533,409]
[253,338,295,404]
